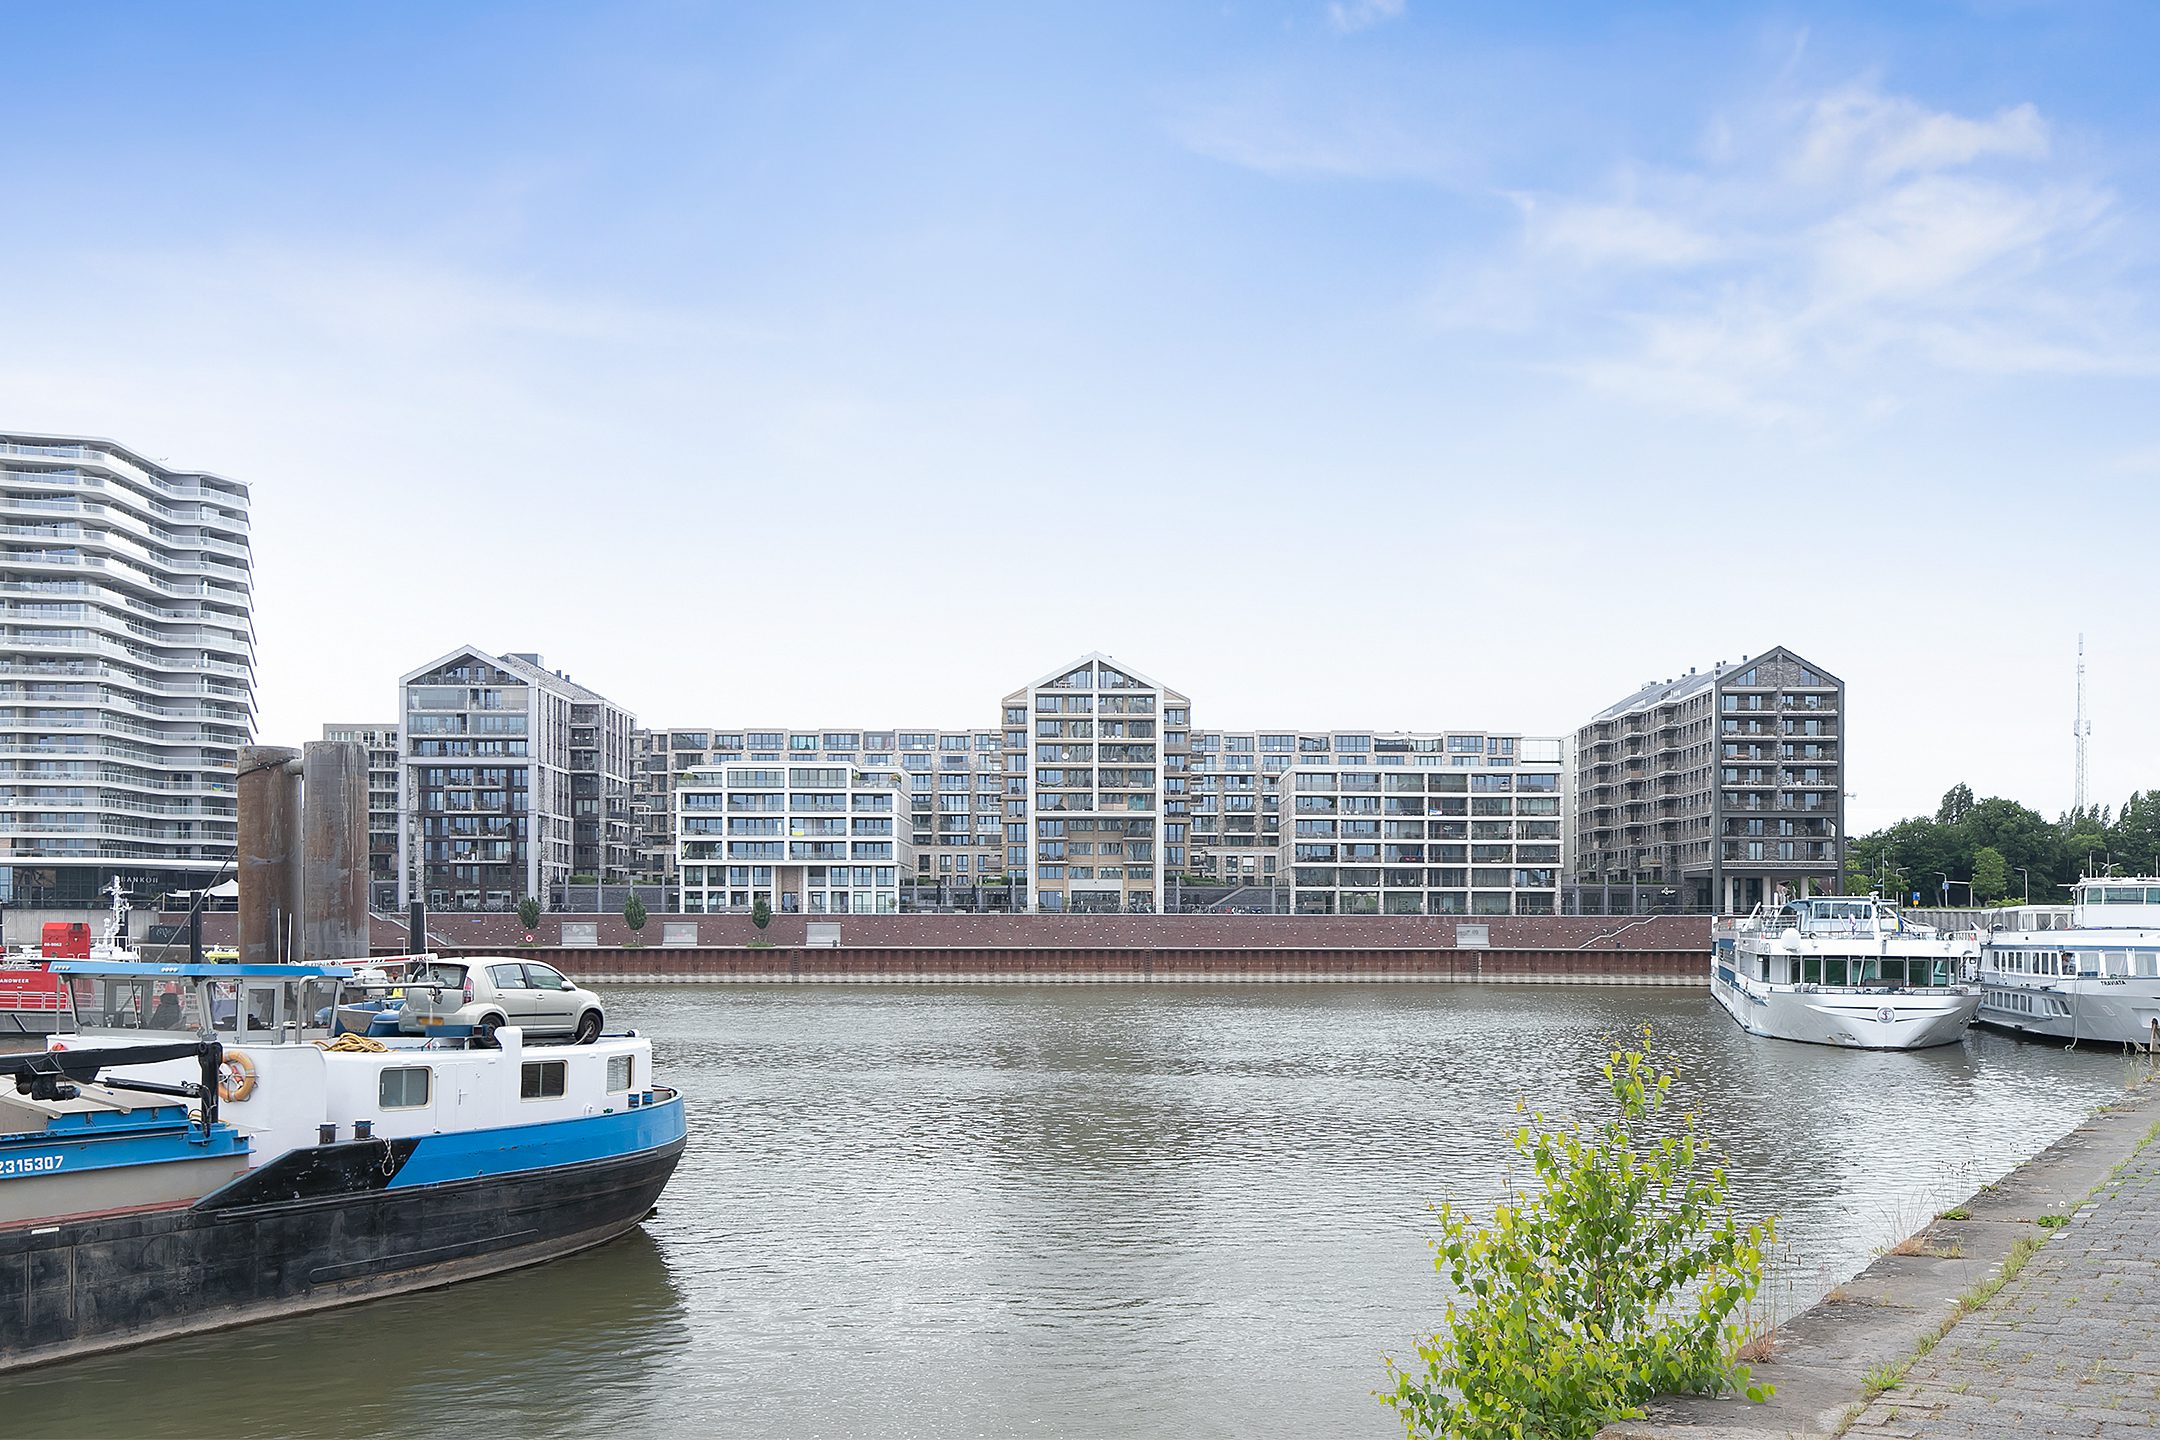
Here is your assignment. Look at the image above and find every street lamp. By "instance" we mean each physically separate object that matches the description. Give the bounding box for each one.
[2015,867,2030,905]
[1935,871,1951,907]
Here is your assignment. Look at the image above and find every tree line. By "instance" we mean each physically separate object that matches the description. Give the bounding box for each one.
[1846,783,2160,906]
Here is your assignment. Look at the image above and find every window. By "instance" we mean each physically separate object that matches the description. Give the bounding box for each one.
[379,1066,431,1109]
[488,963,529,989]
[607,1054,635,1093]
[521,1060,567,1099]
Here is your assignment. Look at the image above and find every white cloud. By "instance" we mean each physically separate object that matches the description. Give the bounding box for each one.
[1442,80,2152,421]
[1518,197,1723,268]
[1326,0,1405,35]
[1790,87,2049,186]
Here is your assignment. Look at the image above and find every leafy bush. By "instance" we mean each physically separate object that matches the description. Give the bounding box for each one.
[623,894,647,944]
[1382,1038,1776,1440]
[517,896,541,930]
[751,897,772,931]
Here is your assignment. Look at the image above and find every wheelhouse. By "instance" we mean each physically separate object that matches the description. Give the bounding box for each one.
[50,962,351,1043]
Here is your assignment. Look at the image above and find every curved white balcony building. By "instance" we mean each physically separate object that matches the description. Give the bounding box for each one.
[0,431,255,903]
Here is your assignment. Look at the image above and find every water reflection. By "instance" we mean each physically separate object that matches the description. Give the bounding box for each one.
[0,985,2123,1439]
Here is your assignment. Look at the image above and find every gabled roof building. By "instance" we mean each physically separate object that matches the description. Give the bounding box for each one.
[1573,646,1844,915]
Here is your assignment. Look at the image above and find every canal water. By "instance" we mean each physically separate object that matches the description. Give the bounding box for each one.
[0,985,2127,1438]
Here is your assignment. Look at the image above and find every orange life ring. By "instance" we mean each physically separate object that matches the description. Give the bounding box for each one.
[217,1051,258,1103]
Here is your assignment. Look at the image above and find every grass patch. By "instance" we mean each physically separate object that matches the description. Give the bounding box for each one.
[2036,1213,2070,1229]
[1860,1363,1906,1398]
[1938,1206,1971,1221]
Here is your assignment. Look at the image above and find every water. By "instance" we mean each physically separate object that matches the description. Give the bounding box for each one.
[0,985,2126,1438]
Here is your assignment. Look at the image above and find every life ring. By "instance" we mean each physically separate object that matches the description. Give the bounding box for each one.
[217,1051,258,1103]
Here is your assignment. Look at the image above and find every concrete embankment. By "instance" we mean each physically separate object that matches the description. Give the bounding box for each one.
[1600,1083,2158,1439]
[159,911,1711,984]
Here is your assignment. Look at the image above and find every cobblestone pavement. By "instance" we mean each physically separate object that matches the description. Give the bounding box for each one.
[1843,1128,2160,1438]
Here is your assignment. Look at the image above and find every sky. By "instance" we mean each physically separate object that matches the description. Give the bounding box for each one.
[2,0,2156,834]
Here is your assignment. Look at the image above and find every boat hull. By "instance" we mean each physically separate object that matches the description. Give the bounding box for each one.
[1713,961,1979,1050]
[1976,980,2160,1047]
[0,1112,684,1373]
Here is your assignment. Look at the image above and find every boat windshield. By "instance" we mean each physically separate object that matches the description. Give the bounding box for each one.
[65,974,206,1032]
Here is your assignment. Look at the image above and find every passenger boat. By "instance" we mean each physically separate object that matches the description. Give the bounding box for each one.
[0,957,685,1372]
[1976,878,2160,1046]
[1712,895,1982,1050]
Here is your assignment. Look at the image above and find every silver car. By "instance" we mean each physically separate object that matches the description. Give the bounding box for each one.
[397,957,605,1045]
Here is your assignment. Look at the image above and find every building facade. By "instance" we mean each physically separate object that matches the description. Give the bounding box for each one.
[1572,646,1844,914]
[395,647,635,912]
[642,654,1574,915]
[675,760,911,914]
[1005,656,1188,913]
[0,431,255,905]
[1279,734,1567,914]
[321,722,399,911]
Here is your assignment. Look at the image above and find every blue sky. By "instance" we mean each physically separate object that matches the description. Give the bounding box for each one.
[4,1,2156,831]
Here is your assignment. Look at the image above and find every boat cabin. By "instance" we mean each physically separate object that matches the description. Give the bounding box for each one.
[1749,950,1961,990]
[1757,896,1912,940]
[50,962,349,1043]
[2071,880,2160,930]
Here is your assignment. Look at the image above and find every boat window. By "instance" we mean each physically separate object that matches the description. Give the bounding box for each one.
[2105,952,2129,977]
[2138,952,2159,979]
[245,986,279,1032]
[607,1054,634,1093]
[379,1066,431,1109]
[205,980,239,1031]
[520,1060,567,1100]
[2148,888,2160,905]
[1801,957,1822,984]
[1824,958,1849,986]
[488,964,529,990]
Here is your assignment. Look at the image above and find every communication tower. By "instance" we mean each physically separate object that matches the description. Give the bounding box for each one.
[2073,633,2091,813]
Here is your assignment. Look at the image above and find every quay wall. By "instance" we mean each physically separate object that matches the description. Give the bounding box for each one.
[154,912,1709,984]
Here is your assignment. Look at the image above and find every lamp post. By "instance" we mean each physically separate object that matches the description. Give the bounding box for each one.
[2015,867,2030,905]
[1935,871,1951,907]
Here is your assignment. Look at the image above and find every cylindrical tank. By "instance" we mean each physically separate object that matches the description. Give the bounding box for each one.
[301,740,371,963]
[237,745,303,965]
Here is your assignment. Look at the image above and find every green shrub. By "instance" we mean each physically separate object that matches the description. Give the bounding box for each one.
[1381,1036,1776,1440]
[517,896,541,930]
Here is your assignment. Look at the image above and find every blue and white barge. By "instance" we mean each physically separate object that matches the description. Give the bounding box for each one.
[0,958,685,1371]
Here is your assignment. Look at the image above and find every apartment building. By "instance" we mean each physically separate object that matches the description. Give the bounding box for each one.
[1572,646,1844,914]
[675,760,911,915]
[395,646,635,911]
[1185,731,1283,889]
[639,654,1575,915]
[321,722,399,911]
[1279,734,1567,914]
[1005,655,1189,913]
[0,431,255,905]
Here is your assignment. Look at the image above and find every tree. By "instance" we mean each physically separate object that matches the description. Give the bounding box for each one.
[623,894,647,943]
[517,896,541,930]
[1971,847,2008,905]
[1936,783,1976,826]
[1382,1038,1774,1440]
[751,897,772,931]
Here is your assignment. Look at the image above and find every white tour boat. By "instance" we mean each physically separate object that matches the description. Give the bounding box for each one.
[1713,895,1982,1050]
[1977,878,2160,1047]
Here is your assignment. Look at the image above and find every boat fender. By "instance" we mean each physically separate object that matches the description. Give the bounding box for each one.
[218,1050,259,1103]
